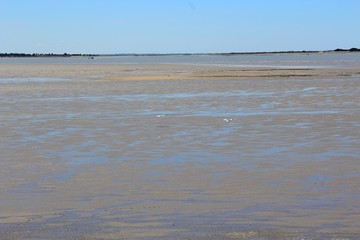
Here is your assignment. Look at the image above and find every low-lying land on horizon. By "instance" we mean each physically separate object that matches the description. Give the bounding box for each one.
[1,48,359,58]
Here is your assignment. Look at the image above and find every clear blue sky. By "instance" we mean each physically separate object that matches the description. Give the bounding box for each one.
[1,0,359,54]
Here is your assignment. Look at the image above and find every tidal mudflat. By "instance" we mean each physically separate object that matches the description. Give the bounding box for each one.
[1,54,360,239]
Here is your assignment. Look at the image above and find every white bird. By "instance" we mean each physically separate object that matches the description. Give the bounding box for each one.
[156,114,167,118]
[223,118,233,123]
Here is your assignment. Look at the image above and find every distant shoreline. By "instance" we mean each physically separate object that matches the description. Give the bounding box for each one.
[1,48,359,58]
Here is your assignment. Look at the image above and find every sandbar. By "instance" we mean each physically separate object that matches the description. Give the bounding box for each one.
[1,59,360,80]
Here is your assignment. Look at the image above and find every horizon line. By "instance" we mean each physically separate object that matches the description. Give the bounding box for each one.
[1,48,359,57]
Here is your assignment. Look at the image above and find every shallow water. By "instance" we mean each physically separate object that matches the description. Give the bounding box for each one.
[2,52,360,68]
[1,69,360,238]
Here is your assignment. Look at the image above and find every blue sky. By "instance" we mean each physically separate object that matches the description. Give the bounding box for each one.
[1,0,359,54]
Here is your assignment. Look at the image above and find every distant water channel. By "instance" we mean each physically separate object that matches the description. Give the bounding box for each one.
[2,52,360,68]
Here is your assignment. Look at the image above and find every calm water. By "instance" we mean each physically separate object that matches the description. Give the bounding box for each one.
[2,52,360,68]
[1,55,360,239]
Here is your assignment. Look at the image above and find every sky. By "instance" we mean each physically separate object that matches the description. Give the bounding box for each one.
[1,0,359,54]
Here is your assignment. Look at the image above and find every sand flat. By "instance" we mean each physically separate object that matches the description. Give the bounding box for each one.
[1,57,360,80]
[1,56,360,239]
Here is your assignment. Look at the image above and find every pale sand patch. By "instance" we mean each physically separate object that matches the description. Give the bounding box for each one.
[1,61,360,80]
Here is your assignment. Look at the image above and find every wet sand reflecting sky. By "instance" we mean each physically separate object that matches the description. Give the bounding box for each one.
[1,55,360,239]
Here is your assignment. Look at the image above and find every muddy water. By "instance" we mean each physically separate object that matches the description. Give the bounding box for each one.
[1,76,360,239]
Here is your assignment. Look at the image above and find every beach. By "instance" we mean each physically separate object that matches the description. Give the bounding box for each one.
[1,54,360,239]
[1,55,360,80]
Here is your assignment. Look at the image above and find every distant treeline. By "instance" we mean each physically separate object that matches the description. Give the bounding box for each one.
[1,48,359,57]
[0,53,97,57]
[334,48,360,52]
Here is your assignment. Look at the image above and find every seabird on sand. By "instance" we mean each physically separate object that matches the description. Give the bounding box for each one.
[223,118,233,123]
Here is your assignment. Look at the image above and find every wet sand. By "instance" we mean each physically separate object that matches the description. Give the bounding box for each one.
[1,59,360,239]
[1,60,360,80]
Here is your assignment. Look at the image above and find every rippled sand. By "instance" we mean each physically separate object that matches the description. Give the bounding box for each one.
[1,59,360,239]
